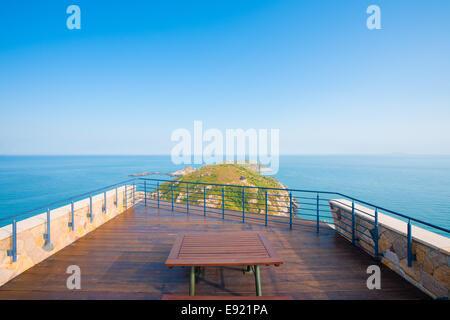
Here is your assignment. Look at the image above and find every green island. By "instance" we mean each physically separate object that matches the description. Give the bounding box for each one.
[151,163,296,216]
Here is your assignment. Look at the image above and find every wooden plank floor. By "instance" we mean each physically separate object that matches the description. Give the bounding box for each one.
[0,203,428,299]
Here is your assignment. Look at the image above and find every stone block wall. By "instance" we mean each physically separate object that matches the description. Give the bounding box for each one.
[0,185,136,287]
[329,199,450,299]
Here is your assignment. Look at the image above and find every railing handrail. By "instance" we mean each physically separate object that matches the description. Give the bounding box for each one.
[333,192,449,232]
[0,178,136,223]
[138,177,450,234]
[1,176,448,236]
[138,177,338,194]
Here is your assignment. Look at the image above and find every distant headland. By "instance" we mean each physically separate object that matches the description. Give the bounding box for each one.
[148,163,297,216]
[130,161,272,177]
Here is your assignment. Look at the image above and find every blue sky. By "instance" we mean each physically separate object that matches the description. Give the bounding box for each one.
[1,0,449,155]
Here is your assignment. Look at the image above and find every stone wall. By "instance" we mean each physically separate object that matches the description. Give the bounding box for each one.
[329,199,450,299]
[0,185,136,287]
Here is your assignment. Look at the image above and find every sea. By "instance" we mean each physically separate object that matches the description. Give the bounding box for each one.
[0,155,449,233]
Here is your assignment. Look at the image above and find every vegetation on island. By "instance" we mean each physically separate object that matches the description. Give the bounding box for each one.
[151,164,296,216]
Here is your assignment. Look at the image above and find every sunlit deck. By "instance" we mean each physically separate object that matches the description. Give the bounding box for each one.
[0,204,428,299]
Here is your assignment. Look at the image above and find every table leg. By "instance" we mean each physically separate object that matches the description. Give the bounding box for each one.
[254,265,262,296]
[195,266,204,279]
[243,265,253,275]
[190,266,196,296]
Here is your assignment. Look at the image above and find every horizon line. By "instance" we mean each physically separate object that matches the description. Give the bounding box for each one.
[1,153,450,157]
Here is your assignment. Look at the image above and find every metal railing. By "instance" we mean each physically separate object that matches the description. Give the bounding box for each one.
[1,178,136,262]
[2,177,449,268]
[136,178,450,267]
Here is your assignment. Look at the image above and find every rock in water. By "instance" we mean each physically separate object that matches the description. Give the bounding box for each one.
[170,166,196,176]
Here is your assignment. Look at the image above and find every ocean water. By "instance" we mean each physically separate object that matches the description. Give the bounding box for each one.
[0,155,449,232]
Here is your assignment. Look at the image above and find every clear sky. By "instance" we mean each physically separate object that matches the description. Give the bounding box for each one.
[1,0,449,155]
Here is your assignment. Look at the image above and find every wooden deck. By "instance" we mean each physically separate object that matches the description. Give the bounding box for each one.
[0,203,428,299]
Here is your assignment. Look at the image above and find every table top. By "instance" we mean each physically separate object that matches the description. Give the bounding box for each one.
[165,231,283,267]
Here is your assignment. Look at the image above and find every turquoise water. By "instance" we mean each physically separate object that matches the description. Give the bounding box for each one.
[0,155,449,232]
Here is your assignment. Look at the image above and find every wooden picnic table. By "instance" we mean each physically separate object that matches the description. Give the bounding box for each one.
[165,231,283,296]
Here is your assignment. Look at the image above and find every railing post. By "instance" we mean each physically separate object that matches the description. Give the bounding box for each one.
[222,187,225,219]
[144,180,147,207]
[374,208,379,260]
[103,191,107,214]
[43,208,52,248]
[242,187,245,223]
[171,183,174,211]
[203,185,206,216]
[289,192,292,229]
[289,192,293,230]
[157,182,160,208]
[316,194,319,233]
[68,200,74,230]
[351,201,355,245]
[407,219,413,267]
[124,185,128,209]
[265,190,268,226]
[88,195,93,222]
[132,180,135,207]
[7,218,17,262]
[115,187,118,208]
[186,183,189,214]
